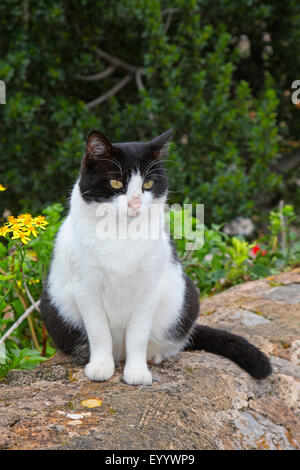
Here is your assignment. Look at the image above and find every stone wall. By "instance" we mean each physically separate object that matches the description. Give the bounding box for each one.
[0,270,299,450]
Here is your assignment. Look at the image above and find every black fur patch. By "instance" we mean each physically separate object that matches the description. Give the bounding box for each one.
[40,281,88,356]
[169,237,180,264]
[168,273,200,341]
[186,324,272,379]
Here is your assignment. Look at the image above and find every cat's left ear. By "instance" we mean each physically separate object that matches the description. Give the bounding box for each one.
[147,128,173,158]
[85,129,112,161]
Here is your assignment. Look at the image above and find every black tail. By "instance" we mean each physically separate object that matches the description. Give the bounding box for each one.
[187,324,272,380]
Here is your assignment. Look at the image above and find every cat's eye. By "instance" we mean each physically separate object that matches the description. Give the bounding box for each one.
[110,179,123,189]
[143,180,154,190]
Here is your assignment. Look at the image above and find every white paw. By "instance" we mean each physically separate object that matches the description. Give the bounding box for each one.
[85,360,114,382]
[123,365,152,386]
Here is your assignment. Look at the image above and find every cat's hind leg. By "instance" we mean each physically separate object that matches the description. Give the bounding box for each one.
[147,339,184,365]
[40,284,88,357]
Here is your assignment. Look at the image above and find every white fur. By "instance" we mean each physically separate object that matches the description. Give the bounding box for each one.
[48,173,186,385]
[89,135,106,156]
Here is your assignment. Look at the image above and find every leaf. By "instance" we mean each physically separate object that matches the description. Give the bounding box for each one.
[211,269,226,281]
[0,274,15,281]
[250,264,271,278]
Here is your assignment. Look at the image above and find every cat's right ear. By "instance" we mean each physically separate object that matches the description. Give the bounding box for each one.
[85,129,112,161]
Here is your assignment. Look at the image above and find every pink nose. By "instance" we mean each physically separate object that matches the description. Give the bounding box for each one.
[128,197,141,212]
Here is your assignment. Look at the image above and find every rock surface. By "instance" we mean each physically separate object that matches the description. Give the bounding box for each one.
[0,270,300,450]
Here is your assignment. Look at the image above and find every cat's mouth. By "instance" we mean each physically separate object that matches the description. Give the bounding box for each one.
[127,207,141,217]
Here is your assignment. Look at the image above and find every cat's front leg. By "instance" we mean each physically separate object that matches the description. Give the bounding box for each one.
[73,284,114,381]
[123,300,157,386]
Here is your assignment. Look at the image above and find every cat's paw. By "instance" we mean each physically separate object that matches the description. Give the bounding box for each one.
[123,365,152,386]
[85,360,115,382]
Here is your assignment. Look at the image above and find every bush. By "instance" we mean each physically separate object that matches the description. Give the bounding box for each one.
[1,0,299,224]
[171,203,300,297]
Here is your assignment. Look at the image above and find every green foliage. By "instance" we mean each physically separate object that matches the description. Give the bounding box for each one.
[0,344,49,378]
[29,203,64,278]
[172,203,300,297]
[0,0,299,224]
[0,203,63,378]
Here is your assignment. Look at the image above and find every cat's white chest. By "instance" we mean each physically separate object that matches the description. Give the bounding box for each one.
[74,234,166,361]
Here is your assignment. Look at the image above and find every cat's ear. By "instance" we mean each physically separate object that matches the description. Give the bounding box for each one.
[85,129,112,160]
[147,128,173,158]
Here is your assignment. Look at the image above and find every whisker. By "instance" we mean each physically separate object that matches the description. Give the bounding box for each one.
[99,158,123,175]
[107,172,123,177]
[144,168,169,178]
[143,159,162,174]
[145,173,167,179]
[143,159,173,177]
[166,189,184,194]
[145,168,171,175]
[80,190,92,196]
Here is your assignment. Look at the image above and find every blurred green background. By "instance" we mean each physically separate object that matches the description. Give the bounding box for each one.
[1,0,299,225]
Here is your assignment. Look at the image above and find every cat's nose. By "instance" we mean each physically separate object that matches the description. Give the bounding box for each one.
[128,196,141,214]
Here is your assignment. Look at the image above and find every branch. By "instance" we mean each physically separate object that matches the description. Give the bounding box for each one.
[82,48,146,108]
[15,275,41,351]
[162,7,180,33]
[75,65,116,81]
[0,299,41,345]
[85,74,132,109]
[95,48,143,74]
[162,7,181,15]
[22,271,40,313]
[135,69,145,91]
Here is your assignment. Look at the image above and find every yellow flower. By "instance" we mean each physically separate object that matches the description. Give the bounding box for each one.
[0,184,6,191]
[6,216,23,230]
[11,229,30,244]
[18,213,33,225]
[0,225,10,237]
[11,229,23,238]
[32,215,48,229]
[1,212,48,243]
[18,232,31,245]
[25,223,38,238]
[29,278,40,285]
[7,215,16,224]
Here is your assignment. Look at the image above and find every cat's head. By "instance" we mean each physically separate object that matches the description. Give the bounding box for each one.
[79,129,172,217]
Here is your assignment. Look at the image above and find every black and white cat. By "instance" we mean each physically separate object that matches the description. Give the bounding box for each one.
[41,129,272,385]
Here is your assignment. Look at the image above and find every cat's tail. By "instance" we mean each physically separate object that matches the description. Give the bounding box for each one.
[187,324,272,379]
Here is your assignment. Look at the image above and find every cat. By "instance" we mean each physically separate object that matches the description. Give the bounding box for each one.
[40,129,272,385]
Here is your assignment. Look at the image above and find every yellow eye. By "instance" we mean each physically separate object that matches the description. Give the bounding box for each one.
[110,179,123,189]
[143,180,154,190]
